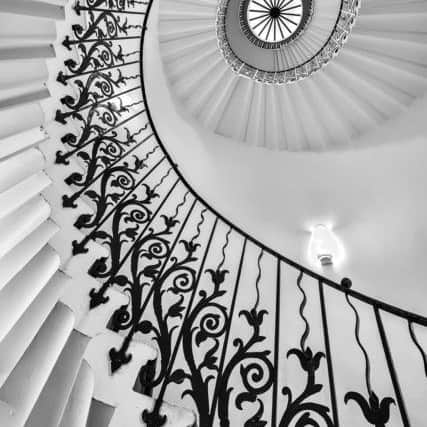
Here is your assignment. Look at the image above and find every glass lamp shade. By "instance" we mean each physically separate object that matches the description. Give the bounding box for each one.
[311,224,339,266]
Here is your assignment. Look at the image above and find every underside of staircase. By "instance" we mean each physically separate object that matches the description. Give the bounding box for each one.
[0,0,426,426]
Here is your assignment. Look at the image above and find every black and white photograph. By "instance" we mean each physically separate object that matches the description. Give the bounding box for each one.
[0,0,426,425]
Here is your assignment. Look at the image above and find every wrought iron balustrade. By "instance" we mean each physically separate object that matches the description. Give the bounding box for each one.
[55,0,427,425]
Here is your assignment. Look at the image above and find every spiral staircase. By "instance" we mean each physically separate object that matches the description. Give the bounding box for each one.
[0,1,426,427]
[160,0,427,150]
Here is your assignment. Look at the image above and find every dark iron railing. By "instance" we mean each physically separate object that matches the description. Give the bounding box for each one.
[56,1,427,425]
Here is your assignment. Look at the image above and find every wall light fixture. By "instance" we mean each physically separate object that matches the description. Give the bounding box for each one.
[310,224,341,266]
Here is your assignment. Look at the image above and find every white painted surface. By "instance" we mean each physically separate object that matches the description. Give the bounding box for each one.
[59,361,95,427]
[0,303,74,427]
[0,219,58,290]
[0,272,69,388]
[159,0,427,150]
[0,148,45,193]
[0,245,59,341]
[146,1,427,316]
[85,330,157,407]
[25,330,90,427]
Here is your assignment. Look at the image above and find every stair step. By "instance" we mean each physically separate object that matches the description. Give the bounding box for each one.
[0,302,74,427]
[0,126,47,160]
[0,196,51,258]
[61,274,128,337]
[0,101,45,140]
[0,399,14,419]
[86,398,115,427]
[0,271,70,388]
[0,245,60,342]
[63,239,109,278]
[110,390,196,427]
[0,148,45,194]
[0,171,51,221]
[59,360,95,427]
[24,329,91,427]
[0,0,65,20]
[84,330,157,407]
[0,219,58,291]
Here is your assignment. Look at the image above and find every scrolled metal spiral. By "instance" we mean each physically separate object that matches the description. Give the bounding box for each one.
[237,357,274,407]
[169,267,197,294]
[197,303,229,340]
[110,169,134,190]
[144,237,170,259]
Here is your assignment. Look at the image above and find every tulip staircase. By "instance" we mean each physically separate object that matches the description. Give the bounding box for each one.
[160,0,427,150]
[0,1,426,427]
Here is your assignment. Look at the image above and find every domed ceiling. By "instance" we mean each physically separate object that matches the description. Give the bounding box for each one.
[159,0,427,151]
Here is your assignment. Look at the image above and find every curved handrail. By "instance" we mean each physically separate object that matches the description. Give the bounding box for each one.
[139,0,427,326]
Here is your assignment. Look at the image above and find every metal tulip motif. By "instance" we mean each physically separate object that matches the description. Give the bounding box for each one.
[345,391,395,427]
[278,272,334,427]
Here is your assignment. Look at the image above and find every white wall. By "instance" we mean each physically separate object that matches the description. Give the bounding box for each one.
[144,2,427,316]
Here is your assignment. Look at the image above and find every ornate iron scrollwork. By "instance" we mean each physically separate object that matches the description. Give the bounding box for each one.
[56,1,427,426]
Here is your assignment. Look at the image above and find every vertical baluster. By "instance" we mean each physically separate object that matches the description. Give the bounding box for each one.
[344,286,396,427]
[318,280,339,427]
[208,237,247,424]
[277,270,334,425]
[408,320,427,377]
[374,306,410,427]
[271,258,281,427]
[142,215,219,425]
